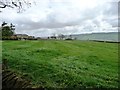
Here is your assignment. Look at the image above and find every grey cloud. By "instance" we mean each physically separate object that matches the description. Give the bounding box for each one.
[0,0,118,36]
[103,2,118,16]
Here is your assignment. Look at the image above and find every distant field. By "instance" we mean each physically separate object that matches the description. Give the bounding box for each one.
[72,32,119,42]
[2,40,119,88]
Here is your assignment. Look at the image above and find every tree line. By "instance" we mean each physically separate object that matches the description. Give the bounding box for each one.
[0,21,15,40]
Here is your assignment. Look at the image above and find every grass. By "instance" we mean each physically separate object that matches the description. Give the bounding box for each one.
[2,40,119,88]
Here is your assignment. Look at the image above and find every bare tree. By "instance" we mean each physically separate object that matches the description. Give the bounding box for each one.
[50,33,56,39]
[58,34,65,40]
[0,0,36,13]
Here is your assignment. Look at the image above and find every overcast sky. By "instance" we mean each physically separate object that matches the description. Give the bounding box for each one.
[0,0,119,37]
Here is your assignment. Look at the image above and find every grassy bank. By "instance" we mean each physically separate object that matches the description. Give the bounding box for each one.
[2,40,119,88]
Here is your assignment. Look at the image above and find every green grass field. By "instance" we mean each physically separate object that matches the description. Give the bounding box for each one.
[2,40,119,88]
